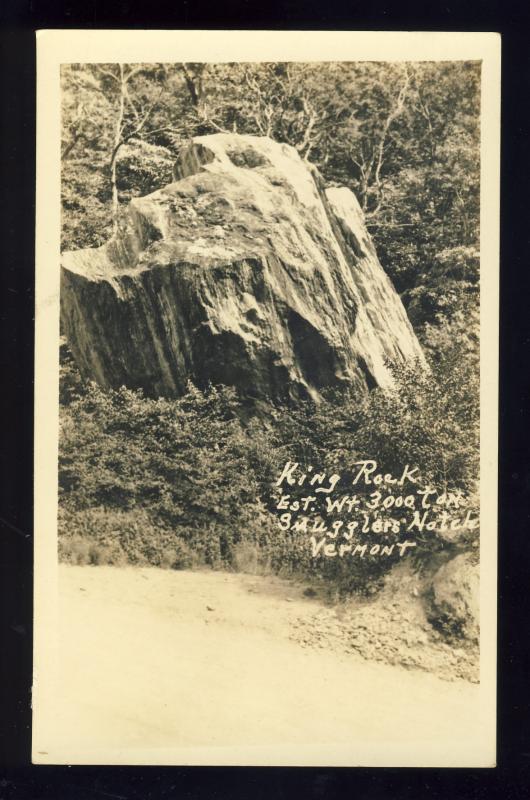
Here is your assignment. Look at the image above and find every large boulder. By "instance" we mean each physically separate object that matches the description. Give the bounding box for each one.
[61,133,425,402]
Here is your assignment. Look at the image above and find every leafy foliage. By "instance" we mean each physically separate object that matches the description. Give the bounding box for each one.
[59,334,479,595]
[59,60,481,595]
[60,377,276,570]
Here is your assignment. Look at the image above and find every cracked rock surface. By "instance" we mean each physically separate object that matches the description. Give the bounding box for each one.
[61,134,424,401]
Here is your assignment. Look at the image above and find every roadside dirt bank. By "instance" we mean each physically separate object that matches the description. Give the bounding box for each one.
[32,565,489,766]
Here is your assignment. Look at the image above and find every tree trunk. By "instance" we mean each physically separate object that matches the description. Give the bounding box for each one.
[111,65,126,235]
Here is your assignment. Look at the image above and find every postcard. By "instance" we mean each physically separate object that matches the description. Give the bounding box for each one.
[33,30,500,766]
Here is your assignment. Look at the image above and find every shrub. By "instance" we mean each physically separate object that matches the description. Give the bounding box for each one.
[116,139,174,198]
[58,331,479,594]
[160,541,198,570]
[58,532,126,566]
[59,534,91,565]
[231,541,260,574]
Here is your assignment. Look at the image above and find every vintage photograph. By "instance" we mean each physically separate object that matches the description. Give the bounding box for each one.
[33,32,499,767]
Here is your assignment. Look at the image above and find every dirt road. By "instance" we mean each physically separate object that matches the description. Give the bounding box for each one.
[33,565,493,766]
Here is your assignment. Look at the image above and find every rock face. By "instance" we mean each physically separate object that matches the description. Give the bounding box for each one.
[61,133,424,402]
[427,555,480,642]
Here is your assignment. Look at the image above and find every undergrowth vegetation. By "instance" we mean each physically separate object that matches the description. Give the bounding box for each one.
[58,59,481,598]
[58,326,479,596]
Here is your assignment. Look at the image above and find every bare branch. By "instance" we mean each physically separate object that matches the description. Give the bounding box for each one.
[94,64,121,83]
[373,67,410,189]
[198,110,230,134]
[415,85,436,159]
[109,64,126,234]
[123,82,140,123]
[123,65,149,84]
[296,97,320,159]
[180,63,201,107]
[141,125,182,139]
[61,102,86,160]
[61,132,82,160]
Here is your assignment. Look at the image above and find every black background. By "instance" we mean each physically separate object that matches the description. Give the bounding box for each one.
[1,1,529,797]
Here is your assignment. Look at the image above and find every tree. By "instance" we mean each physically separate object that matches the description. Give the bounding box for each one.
[93,64,173,233]
[62,63,189,242]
